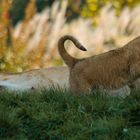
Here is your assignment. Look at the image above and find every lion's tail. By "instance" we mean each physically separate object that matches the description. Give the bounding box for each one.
[58,35,87,68]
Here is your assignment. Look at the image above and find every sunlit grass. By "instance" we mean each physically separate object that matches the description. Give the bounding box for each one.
[0,89,139,139]
[2,1,140,71]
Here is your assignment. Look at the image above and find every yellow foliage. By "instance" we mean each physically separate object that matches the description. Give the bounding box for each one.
[0,0,29,72]
[81,0,140,18]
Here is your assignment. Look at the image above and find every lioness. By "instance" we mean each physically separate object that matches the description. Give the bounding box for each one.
[58,35,140,93]
[0,66,69,91]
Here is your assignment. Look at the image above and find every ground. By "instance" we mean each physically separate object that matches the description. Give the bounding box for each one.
[0,89,140,140]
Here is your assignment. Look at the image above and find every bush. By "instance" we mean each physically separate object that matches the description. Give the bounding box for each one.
[82,0,140,18]
[10,0,140,26]
[10,0,55,26]
[10,0,28,26]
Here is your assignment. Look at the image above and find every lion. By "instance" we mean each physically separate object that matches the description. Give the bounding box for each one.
[0,66,69,91]
[58,35,140,94]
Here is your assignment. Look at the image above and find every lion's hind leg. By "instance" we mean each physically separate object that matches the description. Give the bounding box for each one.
[130,61,140,80]
[70,76,92,94]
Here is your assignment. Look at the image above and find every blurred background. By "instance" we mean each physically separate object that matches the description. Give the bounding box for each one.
[0,0,140,72]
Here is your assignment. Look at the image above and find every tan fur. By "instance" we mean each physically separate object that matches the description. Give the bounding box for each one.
[0,66,69,91]
[58,35,140,93]
[0,65,136,97]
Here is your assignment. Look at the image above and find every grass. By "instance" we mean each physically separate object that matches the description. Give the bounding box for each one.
[0,89,139,140]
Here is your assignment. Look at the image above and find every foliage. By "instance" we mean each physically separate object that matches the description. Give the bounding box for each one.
[9,0,28,26]
[36,0,55,12]
[0,0,30,72]
[10,0,55,26]
[82,0,140,18]
[9,0,140,26]
[1,1,140,71]
[0,89,139,139]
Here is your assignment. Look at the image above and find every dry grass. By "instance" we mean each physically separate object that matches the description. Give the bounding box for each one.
[1,1,140,71]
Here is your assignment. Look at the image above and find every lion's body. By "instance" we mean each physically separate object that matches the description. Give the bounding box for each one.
[58,35,140,93]
[0,66,69,91]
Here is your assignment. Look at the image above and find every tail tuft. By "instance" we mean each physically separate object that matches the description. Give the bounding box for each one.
[80,46,87,51]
